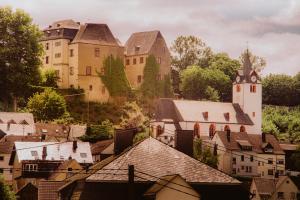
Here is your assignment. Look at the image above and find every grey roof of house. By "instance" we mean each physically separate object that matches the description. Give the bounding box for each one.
[38,180,67,200]
[43,19,80,31]
[0,135,41,154]
[253,176,288,196]
[173,100,253,125]
[87,138,240,184]
[125,30,160,56]
[14,141,93,164]
[72,23,120,46]
[69,124,87,139]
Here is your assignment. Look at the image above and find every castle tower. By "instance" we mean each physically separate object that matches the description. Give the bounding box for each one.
[232,49,262,134]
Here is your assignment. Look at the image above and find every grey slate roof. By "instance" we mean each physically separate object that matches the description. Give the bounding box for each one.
[72,23,120,46]
[44,19,80,31]
[87,138,240,184]
[125,30,161,56]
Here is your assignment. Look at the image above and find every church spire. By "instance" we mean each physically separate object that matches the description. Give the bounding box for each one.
[243,48,253,82]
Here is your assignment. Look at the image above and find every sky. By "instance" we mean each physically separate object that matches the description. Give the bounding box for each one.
[1,0,300,75]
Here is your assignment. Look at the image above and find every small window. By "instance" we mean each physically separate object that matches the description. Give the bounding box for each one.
[0,156,3,161]
[258,161,260,166]
[277,192,284,199]
[45,43,49,50]
[140,57,144,64]
[241,166,244,170]
[252,112,255,117]
[268,158,273,164]
[45,56,49,64]
[55,53,61,58]
[70,67,74,75]
[268,169,274,175]
[236,84,241,92]
[232,157,236,164]
[31,151,38,157]
[94,48,100,57]
[133,58,137,65]
[101,86,105,94]
[55,41,61,46]
[277,159,284,165]
[0,168,3,173]
[126,59,130,65]
[240,125,246,132]
[137,75,142,83]
[224,125,230,132]
[232,168,236,174]
[250,155,254,162]
[250,84,256,93]
[67,167,73,171]
[86,66,92,75]
[249,166,252,173]
[80,153,87,158]
[241,155,244,161]
[70,49,74,57]
[89,85,93,91]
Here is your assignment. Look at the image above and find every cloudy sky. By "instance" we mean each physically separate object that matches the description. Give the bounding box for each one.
[1,0,300,75]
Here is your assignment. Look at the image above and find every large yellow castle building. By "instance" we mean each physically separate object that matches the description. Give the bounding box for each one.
[40,20,171,102]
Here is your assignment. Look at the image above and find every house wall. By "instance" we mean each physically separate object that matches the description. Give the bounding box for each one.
[232,83,262,134]
[51,161,82,181]
[156,176,200,200]
[0,153,13,185]
[125,54,147,88]
[271,177,298,200]
[256,154,285,178]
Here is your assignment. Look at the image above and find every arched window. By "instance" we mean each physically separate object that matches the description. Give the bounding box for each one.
[236,84,241,92]
[157,125,163,136]
[240,125,246,132]
[224,125,230,132]
[193,122,200,138]
[209,124,216,138]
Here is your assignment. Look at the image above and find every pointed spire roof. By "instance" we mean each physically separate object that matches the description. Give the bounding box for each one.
[243,48,253,79]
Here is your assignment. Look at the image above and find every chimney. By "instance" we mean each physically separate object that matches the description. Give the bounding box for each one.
[175,130,193,157]
[42,146,47,160]
[262,133,266,143]
[226,129,231,142]
[114,128,137,155]
[7,122,10,131]
[73,140,78,152]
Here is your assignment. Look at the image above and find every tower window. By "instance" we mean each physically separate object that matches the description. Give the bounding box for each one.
[236,84,241,92]
[140,57,144,64]
[240,125,246,132]
[45,56,49,64]
[86,66,92,75]
[133,58,137,65]
[94,48,100,57]
[70,49,74,57]
[126,59,130,65]
[209,124,216,138]
[45,43,49,50]
[250,85,256,93]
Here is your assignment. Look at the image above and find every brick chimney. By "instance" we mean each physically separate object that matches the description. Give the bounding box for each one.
[7,122,10,131]
[73,140,78,152]
[42,146,47,160]
[226,129,231,142]
[114,128,137,155]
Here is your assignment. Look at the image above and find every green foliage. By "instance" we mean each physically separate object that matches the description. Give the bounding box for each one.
[0,175,16,200]
[170,35,211,70]
[80,120,114,143]
[140,55,161,98]
[160,74,173,98]
[41,69,58,88]
[119,101,148,130]
[204,86,220,102]
[193,138,218,168]
[27,88,68,121]
[262,105,300,142]
[180,66,230,101]
[262,74,299,106]
[100,55,130,97]
[0,7,42,108]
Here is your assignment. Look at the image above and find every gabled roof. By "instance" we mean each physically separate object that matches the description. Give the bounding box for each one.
[48,159,83,180]
[38,180,66,200]
[0,112,34,125]
[173,100,253,125]
[87,138,240,184]
[253,176,290,197]
[14,141,93,164]
[0,135,40,154]
[72,23,120,46]
[35,122,70,137]
[215,132,284,154]
[91,139,114,155]
[125,30,161,56]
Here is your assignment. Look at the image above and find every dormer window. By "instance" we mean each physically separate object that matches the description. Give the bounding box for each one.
[135,46,140,52]
[262,143,274,153]
[57,23,61,27]
[203,112,208,120]
[224,112,230,121]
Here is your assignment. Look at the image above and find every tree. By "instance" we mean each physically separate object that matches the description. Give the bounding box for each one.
[27,88,68,121]
[239,49,266,73]
[140,55,161,98]
[170,35,211,71]
[80,120,114,143]
[41,69,58,88]
[100,55,130,97]
[287,119,300,144]
[193,138,218,168]
[0,7,42,110]
[262,74,297,106]
[290,145,300,171]
[0,175,16,200]
[180,66,231,101]
[159,74,173,98]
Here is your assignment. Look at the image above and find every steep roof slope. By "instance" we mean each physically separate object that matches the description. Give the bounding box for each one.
[87,138,240,184]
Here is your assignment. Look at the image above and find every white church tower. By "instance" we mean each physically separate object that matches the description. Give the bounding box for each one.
[232,49,262,134]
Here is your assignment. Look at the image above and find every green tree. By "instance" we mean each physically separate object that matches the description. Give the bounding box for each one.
[0,7,42,110]
[193,138,218,168]
[0,175,16,200]
[170,35,211,71]
[140,55,161,98]
[41,69,58,88]
[27,88,68,121]
[262,74,297,106]
[287,119,300,143]
[100,55,130,97]
[204,86,220,102]
[180,66,230,101]
[80,120,114,143]
[160,74,173,98]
